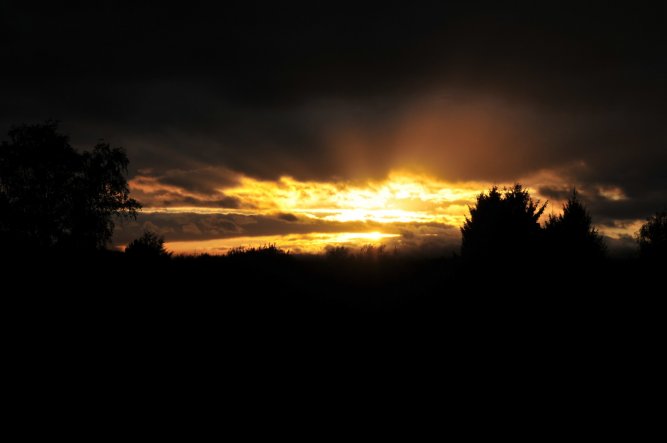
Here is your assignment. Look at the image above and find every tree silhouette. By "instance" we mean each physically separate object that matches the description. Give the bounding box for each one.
[461,184,546,260]
[226,244,288,261]
[637,211,667,261]
[544,190,605,261]
[125,230,171,259]
[0,122,140,252]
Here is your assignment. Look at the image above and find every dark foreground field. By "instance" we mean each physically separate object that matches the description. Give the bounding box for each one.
[6,250,662,335]
[4,251,663,428]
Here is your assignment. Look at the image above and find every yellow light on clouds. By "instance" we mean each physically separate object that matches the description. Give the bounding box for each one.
[131,168,640,254]
[215,170,486,225]
[164,232,400,255]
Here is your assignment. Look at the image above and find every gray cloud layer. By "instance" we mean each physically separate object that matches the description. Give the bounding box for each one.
[114,212,461,255]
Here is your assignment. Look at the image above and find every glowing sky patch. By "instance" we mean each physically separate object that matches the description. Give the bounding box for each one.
[224,172,486,225]
[164,232,401,255]
[134,171,488,223]
[127,169,641,253]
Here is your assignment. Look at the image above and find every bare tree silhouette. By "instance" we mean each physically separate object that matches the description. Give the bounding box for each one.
[0,122,140,252]
[461,184,546,260]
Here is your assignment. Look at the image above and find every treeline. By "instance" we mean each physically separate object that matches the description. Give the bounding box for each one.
[462,185,605,262]
[126,185,665,264]
[1,122,665,264]
[459,185,664,263]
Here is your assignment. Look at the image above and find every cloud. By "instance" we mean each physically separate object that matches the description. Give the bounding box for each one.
[114,211,462,255]
[277,213,299,222]
[2,3,665,252]
[128,173,245,209]
[154,167,239,194]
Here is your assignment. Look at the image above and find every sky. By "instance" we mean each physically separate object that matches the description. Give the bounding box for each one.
[2,2,665,254]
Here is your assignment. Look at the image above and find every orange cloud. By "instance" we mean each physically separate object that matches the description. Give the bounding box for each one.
[128,167,640,253]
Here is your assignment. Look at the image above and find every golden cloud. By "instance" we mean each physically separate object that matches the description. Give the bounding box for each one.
[128,168,640,253]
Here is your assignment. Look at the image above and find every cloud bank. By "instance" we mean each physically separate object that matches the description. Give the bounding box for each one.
[2,2,664,253]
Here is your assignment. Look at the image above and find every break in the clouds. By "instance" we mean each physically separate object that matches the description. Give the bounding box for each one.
[1,2,665,253]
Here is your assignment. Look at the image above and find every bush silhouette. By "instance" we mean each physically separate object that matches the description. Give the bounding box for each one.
[226,244,289,260]
[544,190,605,261]
[125,231,171,259]
[637,211,667,261]
[357,244,387,261]
[461,184,546,260]
[0,122,140,252]
[325,246,352,261]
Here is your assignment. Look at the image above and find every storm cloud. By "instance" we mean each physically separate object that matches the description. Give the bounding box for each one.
[2,2,665,251]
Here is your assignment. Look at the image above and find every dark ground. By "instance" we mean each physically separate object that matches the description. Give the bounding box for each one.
[6,250,662,337]
[3,251,663,429]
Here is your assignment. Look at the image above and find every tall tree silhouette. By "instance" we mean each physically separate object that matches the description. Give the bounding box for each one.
[544,190,605,261]
[461,184,546,260]
[0,122,140,252]
[637,211,667,261]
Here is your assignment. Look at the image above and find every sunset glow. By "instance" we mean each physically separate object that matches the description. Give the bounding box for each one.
[164,232,401,255]
[127,169,639,254]
[133,171,488,222]
[5,1,665,326]
[127,171,495,253]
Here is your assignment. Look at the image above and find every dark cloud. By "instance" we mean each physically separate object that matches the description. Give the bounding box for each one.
[178,196,242,209]
[538,181,666,226]
[1,2,665,233]
[605,234,639,257]
[277,213,299,222]
[114,213,364,244]
[128,186,244,209]
[391,224,460,256]
[113,212,461,254]
[538,186,573,202]
[155,167,239,195]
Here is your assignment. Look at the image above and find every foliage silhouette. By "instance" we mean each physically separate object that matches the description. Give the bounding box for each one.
[461,184,546,260]
[226,244,289,261]
[358,244,388,261]
[637,211,667,261]
[325,245,352,261]
[125,230,172,259]
[544,190,605,261]
[0,122,140,252]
